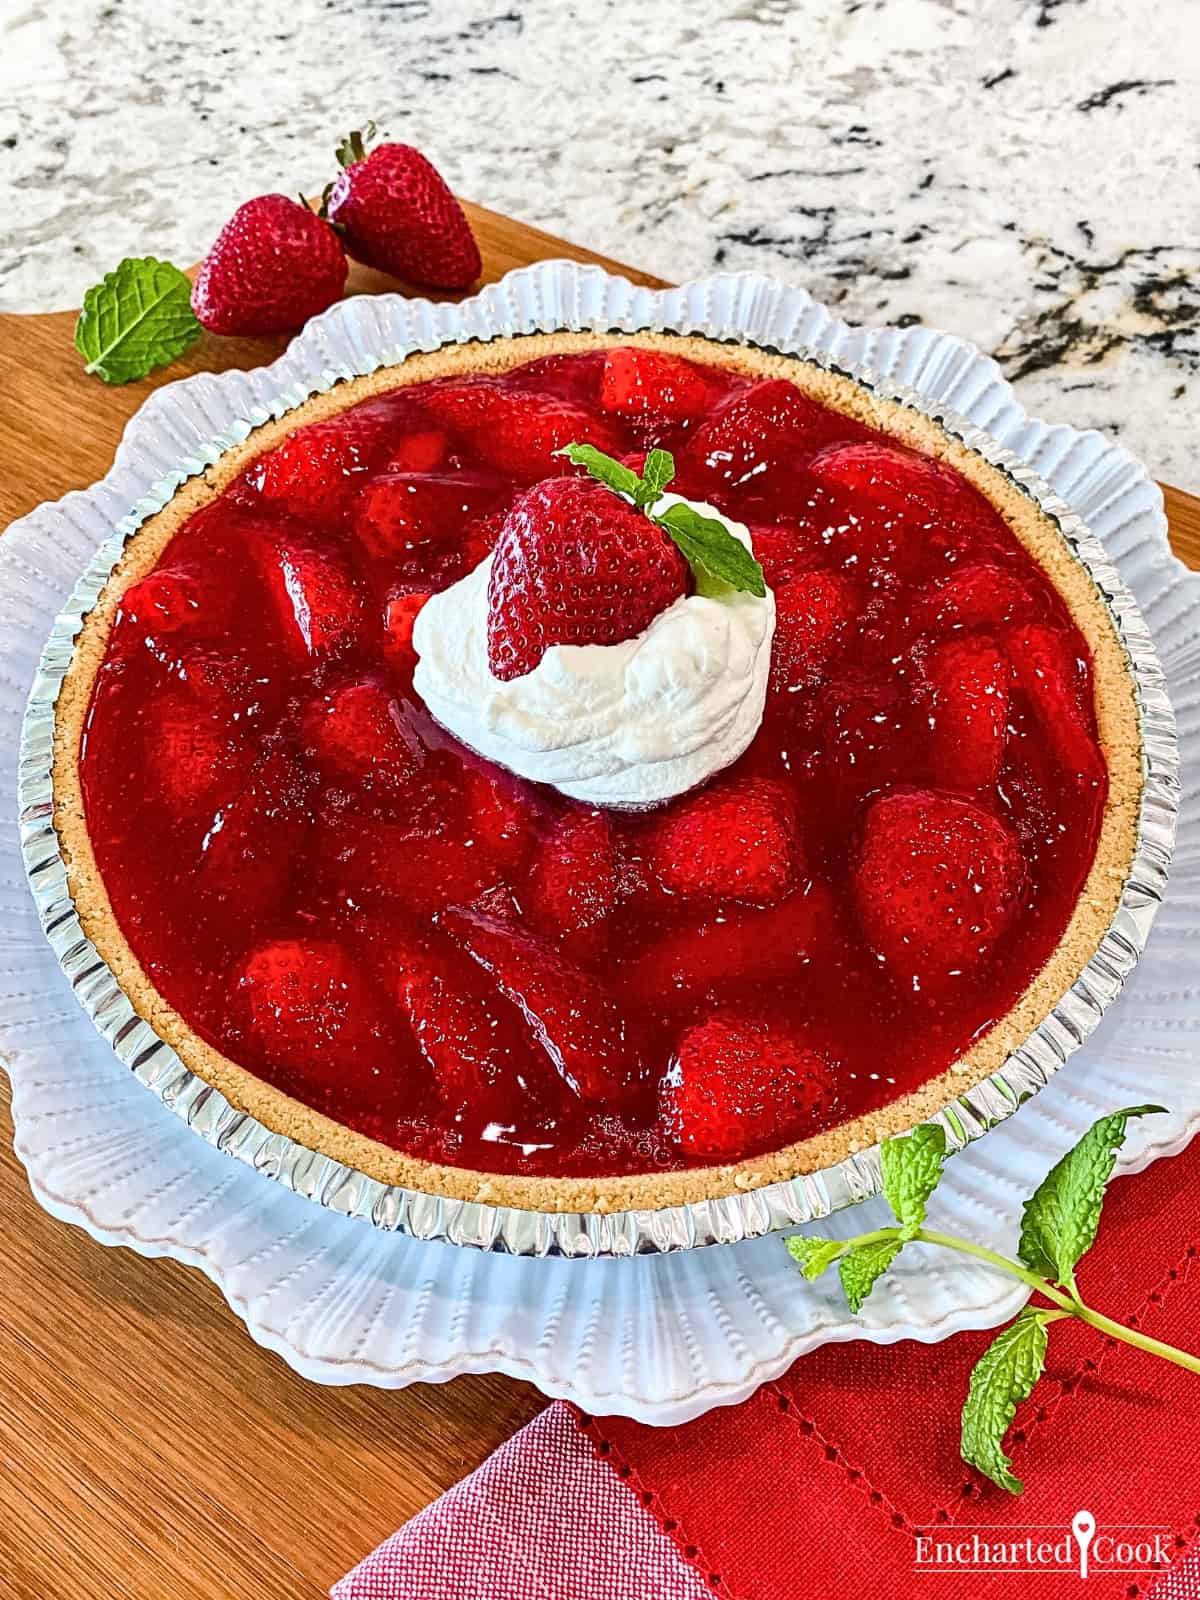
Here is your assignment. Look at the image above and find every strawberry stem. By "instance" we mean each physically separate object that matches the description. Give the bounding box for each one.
[334,121,378,169]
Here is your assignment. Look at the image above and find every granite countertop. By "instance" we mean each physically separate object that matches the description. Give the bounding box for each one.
[2,0,1196,481]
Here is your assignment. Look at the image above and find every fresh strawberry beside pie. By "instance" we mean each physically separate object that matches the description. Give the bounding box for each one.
[51,332,1142,1213]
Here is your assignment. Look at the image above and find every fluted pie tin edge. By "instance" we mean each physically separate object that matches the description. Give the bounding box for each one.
[17,262,1180,1255]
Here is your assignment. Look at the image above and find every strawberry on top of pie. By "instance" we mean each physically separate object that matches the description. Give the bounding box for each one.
[51,332,1142,1213]
[412,446,774,807]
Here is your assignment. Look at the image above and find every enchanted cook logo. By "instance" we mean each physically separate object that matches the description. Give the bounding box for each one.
[915,1510,1172,1579]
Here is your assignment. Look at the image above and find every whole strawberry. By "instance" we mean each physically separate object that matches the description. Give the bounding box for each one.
[644,778,802,906]
[324,126,481,290]
[487,475,689,680]
[192,195,347,336]
[664,1016,834,1160]
[853,788,1025,990]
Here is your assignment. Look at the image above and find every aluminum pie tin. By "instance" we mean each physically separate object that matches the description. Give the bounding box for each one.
[16,277,1180,1258]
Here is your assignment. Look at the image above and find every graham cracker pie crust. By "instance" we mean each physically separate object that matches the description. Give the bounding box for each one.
[51,330,1144,1215]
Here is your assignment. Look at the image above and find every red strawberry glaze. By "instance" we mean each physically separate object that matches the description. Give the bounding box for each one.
[77,351,1109,1180]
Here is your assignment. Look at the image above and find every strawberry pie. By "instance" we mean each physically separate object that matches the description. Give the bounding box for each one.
[51,333,1143,1212]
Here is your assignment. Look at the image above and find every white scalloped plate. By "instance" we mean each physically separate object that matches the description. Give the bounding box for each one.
[3,264,1198,1423]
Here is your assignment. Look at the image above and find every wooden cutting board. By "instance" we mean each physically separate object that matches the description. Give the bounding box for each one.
[1,203,1197,1600]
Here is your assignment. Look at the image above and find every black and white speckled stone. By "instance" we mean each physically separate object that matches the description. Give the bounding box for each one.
[1,0,1195,479]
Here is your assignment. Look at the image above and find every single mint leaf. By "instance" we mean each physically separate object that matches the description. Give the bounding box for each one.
[786,1235,844,1281]
[554,442,643,500]
[635,447,676,507]
[1018,1105,1165,1290]
[839,1238,902,1314]
[961,1308,1053,1494]
[881,1124,947,1235]
[654,502,767,600]
[74,257,201,385]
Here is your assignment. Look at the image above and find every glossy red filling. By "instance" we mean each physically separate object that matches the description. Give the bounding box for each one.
[78,346,1108,1178]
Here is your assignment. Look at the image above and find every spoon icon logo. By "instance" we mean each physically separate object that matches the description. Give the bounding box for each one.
[1072,1510,1097,1579]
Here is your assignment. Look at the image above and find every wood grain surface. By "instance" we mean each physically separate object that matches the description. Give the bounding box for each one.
[0,202,1196,1600]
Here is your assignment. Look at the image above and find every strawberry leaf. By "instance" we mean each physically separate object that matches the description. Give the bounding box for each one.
[74,257,201,385]
[786,1235,845,1280]
[1018,1105,1164,1291]
[838,1238,903,1313]
[881,1124,947,1236]
[961,1308,1053,1494]
[335,121,377,168]
[655,502,767,599]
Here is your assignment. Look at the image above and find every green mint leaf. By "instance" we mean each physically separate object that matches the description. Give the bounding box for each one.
[786,1235,845,1280]
[839,1238,903,1314]
[554,442,643,500]
[1018,1105,1165,1290]
[555,440,766,603]
[881,1124,947,1235]
[74,257,201,385]
[961,1308,1053,1494]
[654,502,767,600]
[635,447,676,507]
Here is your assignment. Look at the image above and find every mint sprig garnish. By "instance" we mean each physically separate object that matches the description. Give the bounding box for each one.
[881,1119,945,1235]
[961,1309,1055,1495]
[787,1236,845,1279]
[556,442,766,601]
[75,257,202,384]
[788,1106,1199,1495]
[638,447,676,506]
[656,502,766,598]
[1018,1104,1160,1293]
[558,442,644,501]
[839,1237,902,1314]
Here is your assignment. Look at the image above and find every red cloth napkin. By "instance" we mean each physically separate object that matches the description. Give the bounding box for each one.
[335,1135,1200,1600]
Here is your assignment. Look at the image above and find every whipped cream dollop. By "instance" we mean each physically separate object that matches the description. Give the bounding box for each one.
[412,494,775,807]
